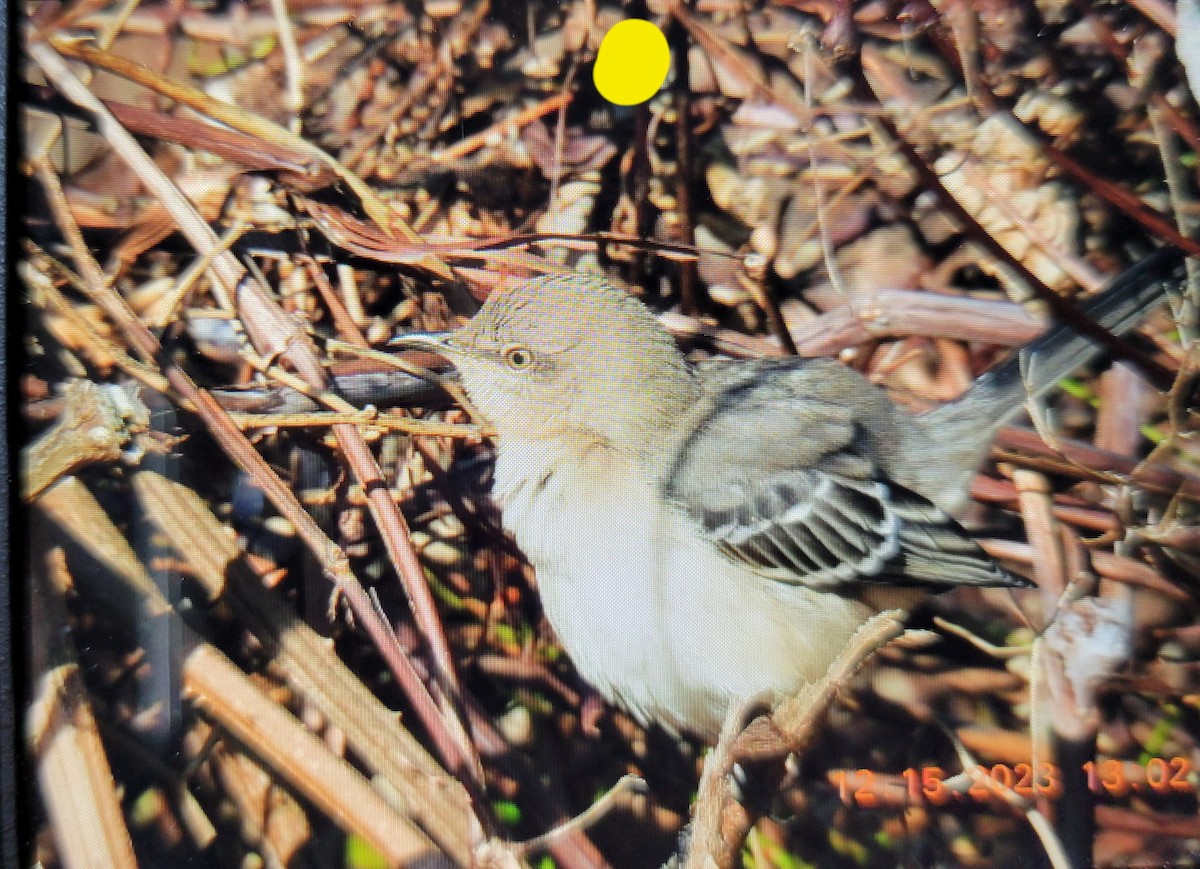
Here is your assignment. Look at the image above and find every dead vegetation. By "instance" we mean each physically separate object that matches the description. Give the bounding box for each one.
[17,0,1200,867]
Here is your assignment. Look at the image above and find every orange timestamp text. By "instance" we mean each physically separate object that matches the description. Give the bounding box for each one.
[831,757,1194,807]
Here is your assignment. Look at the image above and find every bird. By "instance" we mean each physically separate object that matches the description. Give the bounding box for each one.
[392,251,1180,740]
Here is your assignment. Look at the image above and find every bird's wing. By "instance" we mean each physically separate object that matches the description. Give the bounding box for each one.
[664,359,1028,590]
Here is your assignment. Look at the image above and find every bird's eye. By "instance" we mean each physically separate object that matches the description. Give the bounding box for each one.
[504,346,534,369]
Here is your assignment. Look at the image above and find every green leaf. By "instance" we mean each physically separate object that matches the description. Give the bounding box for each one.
[1058,377,1098,406]
[345,834,388,869]
[1140,423,1167,445]
[493,799,522,827]
[424,568,466,609]
[828,828,869,865]
[130,788,161,826]
[1140,702,1179,762]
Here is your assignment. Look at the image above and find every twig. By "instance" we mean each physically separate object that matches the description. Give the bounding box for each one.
[945,733,1073,869]
[439,92,573,163]
[21,380,129,502]
[267,0,304,129]
[27,564,140,869]
[183,644,447,867]
[1012,468,1070,605]
[670,17,701,316]
[979,538,1188,602]
[1149,103,1199,344]
[229,409,488,436]
[511,775,646,859]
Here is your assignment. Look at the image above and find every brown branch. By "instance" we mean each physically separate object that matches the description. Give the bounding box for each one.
[27,562,140,869]
[684,610,907,869]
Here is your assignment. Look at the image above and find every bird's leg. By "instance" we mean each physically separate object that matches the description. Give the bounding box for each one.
[742,608,910,762]
[682,609,911,869]
[683,690,775,869]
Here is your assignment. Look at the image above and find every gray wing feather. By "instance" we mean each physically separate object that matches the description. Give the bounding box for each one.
[665,359,1027,590]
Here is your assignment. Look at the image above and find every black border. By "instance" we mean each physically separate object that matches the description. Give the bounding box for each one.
[2,0,19,866]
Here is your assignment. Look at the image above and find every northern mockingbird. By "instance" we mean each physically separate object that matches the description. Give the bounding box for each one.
[393,252,1180,740]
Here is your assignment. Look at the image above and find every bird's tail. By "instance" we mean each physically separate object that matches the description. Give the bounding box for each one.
[916,248,1184,499]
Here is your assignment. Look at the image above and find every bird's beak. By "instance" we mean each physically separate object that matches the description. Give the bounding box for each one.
[388,331,454,354]
[388,331,464,382]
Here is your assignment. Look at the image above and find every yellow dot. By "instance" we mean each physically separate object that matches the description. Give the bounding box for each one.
[593,19,671,106]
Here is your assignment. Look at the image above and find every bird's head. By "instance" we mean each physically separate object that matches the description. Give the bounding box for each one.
[393,274,698,451]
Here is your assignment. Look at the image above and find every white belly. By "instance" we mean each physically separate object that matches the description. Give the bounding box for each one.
[493,438,876,739]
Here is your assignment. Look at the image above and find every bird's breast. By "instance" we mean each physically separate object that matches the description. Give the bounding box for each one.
[490,436,877,739]
[492,438,678,718]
